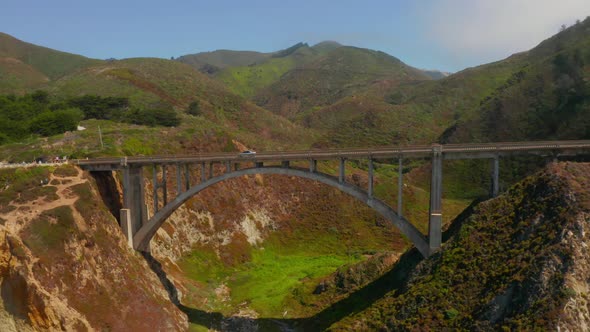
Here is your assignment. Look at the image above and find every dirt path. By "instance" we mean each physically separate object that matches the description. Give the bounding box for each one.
[4,168,88,234]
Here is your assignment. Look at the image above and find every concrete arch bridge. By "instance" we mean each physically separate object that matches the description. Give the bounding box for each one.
[75,140,590,257]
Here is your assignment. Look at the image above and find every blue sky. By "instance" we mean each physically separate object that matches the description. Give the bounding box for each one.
[2,0,589,72]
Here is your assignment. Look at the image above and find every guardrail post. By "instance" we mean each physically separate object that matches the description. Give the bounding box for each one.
[368,158,374,199]
[398,157,403,217]
[339,158,346,183]
[429,144,443,254]
[491,156,499,197]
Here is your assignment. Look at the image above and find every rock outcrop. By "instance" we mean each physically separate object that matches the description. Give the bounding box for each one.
[0,165,188,331]
[331,162,590,331]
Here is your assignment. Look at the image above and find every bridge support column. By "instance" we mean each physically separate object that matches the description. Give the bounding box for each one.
[153,164,158,213]
[209,162,214,179]
[162,165,168,205]
[309,159,317,173]
[201,162,206,183]
[185,164,190,191]
[255,162,264,168]
[121,166,146,248]
[368,158,374,199]
[491,156,499,197]
[176,164,182,195]
[225,161,231,173]
[282,161,290,168]
[339,158,346,183]
[398,157,403,217]
[428,145,443,254]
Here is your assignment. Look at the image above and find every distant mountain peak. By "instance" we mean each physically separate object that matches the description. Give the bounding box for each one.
[272,42,310,58]
[313,41,342,48]
[311,41,343,53]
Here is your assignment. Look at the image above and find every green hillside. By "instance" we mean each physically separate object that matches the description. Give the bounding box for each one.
[0,55,318,161]
[444,19,590,142]
[212,42,341,98]
[0,32,101,82]
[0,57,49,94]
[253,46,432,119]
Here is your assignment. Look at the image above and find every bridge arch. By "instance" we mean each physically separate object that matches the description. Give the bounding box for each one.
[133,166,430,256]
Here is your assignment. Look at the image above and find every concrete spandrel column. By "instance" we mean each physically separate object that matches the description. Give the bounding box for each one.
[398,157,403,217]
[162,165,168,205]
[339,158,345,183]
[185,164,190,191]
[201,162,206,183]
[368,158,374,199]
[152,164,159,213]
[428,144,443,254]
[309,159,317,173]
[491,156,500,197]
[176,164,182,195]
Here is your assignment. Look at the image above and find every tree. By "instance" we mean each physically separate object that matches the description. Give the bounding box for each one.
[187,100,201,116]
[29,108,84,136]
[125,107,180,127]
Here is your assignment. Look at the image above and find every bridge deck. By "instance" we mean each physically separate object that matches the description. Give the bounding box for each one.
[72,140,590,170]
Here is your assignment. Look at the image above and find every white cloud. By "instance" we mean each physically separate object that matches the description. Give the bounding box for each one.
[421,0,590,59]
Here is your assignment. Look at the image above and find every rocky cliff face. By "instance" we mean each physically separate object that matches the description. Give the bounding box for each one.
[330,162,590,331]
[0,165,187,331]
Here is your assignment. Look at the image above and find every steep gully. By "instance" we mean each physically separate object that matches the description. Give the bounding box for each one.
[88,169,434,330]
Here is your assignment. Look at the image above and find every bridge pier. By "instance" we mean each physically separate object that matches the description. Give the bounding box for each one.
[121,166,146,249]
[491,156,499,197]
[256,162,264,168]
[428,145,443,254]
[120,209,133,248]
[282,160,290,168]
[209,162,214,179]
